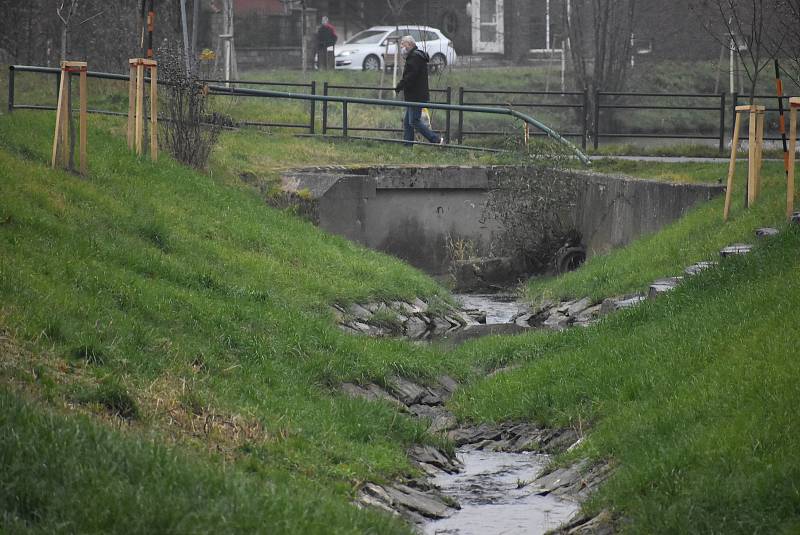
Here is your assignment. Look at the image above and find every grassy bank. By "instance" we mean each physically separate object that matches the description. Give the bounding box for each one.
[450,226,800,533]
[2,104,799,534]
[0,111,497,533]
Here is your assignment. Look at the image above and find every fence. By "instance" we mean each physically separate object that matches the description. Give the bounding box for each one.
[8,64,794,156]
[459,88,588,148]
[321,83,453,142]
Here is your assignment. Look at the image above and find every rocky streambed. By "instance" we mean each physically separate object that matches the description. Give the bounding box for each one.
[342,373,611,534]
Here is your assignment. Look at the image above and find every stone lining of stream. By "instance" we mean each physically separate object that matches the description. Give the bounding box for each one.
[341,374,613,533]
[334,224,795,343]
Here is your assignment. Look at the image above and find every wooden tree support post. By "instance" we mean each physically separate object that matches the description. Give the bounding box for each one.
[127,58,158,161]
[51,61,88,174]
[723,104,765,221]
[787,97,799,220]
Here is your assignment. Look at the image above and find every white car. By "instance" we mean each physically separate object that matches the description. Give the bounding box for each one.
[333,26,457,71]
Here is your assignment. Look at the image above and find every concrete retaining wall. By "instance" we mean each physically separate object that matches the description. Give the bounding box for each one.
[280,166,724,275]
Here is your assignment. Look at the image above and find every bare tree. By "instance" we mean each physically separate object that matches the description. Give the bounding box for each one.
[563,0,637,132]
[774,0,800,85]
[691,0,782,102]
[56,0,81,61]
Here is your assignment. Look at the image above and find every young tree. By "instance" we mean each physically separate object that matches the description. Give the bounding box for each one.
[56,0,81,61]
[563,0,637,133]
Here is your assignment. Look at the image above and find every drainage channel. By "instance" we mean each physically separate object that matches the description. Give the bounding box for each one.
[424,448,579,535]
[425,294,580,535]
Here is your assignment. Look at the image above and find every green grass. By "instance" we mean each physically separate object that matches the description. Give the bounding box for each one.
[0,390,410,534]
[0,111,484,533]
[449,227,800,533]
[2,95,800,534]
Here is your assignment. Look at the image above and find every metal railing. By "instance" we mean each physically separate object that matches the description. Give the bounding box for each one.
[201,78,317,132]
[9,64,794,158]
[459,88,589,149]
[594,91,728,152]
[322,82,453,143]
[7,64,591,164]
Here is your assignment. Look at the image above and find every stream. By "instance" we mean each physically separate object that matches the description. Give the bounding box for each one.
[424,295,579,534]
[424,448,579,535]
[454,294,525,324]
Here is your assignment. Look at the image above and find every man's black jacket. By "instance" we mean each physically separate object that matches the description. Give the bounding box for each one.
[395,47,430,103]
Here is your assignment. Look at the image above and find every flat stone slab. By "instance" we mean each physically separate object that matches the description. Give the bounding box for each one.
[755,227,780,238]
[600,294,646,314]
[648,277,683,299]
[684,261,718,277]
[565,297,593,317]
[720,243,753,257]
[386,376,428,405]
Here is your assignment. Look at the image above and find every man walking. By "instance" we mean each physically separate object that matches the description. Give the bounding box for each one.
[395,35,444,147]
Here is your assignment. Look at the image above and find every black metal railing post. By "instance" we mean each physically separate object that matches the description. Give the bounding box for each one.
[342,101,348,138]
[457,87,464,145]
[55,70,61,101]
[309,81,316,134]
[445,87,452,143]
[581,89,589,150]
[593,90,601,150]
[718,92,726,155]
[7,66,15,113]
[322,81,329,135]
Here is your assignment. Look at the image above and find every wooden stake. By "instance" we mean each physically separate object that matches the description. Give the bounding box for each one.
[149,64,158,161]
[788,98,799,220]
[51,71,68,168]
[128,61,137,150]
[748,107,757,207]
[724,110,742,221]
[79,67,88,174]
[135,62,145,155]
[753,109,765,201]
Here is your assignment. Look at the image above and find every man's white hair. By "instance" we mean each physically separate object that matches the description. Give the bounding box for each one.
[399,35,415,47]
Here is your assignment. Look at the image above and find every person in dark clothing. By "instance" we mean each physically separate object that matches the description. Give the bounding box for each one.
[316,16,337,70]
[394,35,444,147]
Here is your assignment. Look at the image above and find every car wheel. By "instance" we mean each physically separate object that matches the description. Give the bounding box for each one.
[362,55,381,71]
[430,53,447,73]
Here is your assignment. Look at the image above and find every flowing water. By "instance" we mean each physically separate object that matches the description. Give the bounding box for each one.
[454,294,525,325]
[426,295,578,534]
[424,448,579,535]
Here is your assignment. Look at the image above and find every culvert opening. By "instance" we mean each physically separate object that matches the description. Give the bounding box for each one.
[276,165,725,292]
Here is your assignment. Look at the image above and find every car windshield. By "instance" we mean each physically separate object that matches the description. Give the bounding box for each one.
[345,30,387,45]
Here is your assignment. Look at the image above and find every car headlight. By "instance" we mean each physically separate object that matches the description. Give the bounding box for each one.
[336,50,357,57]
